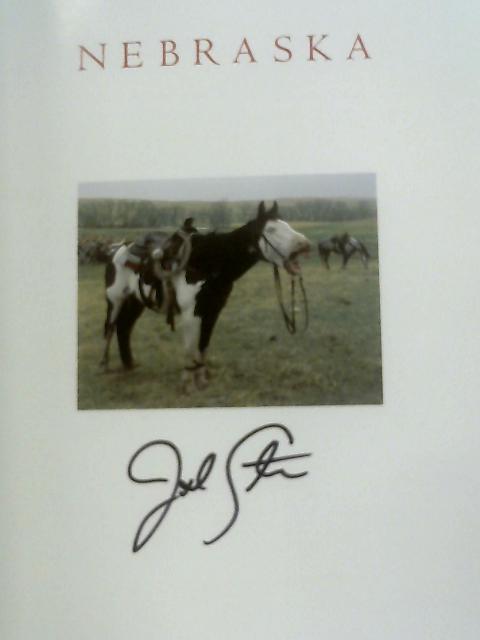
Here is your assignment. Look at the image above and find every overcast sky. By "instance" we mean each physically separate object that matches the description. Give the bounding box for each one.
[79,173,376,201]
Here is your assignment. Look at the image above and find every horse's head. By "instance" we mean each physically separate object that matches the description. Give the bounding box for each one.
[255,201,310,275]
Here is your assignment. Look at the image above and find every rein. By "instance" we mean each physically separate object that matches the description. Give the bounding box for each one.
[138,266,160,312]
[137,230,192,328]
[138,263,181,330]
[261,233,309,335]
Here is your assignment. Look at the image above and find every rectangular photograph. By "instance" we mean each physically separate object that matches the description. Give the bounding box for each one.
[77,173,382,409]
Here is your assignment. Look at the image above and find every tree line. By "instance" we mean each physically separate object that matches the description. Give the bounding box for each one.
[78,197,376,229]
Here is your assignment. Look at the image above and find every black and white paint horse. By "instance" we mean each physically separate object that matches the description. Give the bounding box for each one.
[318,233,370,269]
[102,202,310,390]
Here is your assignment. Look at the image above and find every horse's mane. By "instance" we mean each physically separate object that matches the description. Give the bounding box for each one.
[187,219,260,283]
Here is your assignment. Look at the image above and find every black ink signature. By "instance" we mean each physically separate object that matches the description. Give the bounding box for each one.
[127,423,311,552]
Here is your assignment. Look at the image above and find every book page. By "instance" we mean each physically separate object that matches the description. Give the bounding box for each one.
[2,2,479,639]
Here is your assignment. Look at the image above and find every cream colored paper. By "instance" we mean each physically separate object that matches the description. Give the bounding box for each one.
[2,2,479,638]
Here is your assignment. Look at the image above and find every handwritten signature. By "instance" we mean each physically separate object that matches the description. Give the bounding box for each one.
[127,423,312,552]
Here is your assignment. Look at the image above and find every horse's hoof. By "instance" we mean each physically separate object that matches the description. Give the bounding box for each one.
[195,368,209,390]
[99,360,111,374]
[123,361,139,371]
[181,370,196,394]
[182,380,196,395]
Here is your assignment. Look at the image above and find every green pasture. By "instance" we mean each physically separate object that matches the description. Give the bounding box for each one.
[77,220,382,409]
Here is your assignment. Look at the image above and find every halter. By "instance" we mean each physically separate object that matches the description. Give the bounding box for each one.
[260,233,309,335]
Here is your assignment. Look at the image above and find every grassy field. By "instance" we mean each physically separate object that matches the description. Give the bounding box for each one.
[77,220,382,409]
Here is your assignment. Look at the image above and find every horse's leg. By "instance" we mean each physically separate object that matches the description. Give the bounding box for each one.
[342,249,354,269]
[325,250,331,270]
[174,277,205,392]
[318,248,327,269]
[116,295,145,369]
[101,299,115,369]
[360,243,369,268]
[101,295,126,369]
[100,262,126,371]
[180,304,203,393]
[319,249,330,269]
[194,283,233,389]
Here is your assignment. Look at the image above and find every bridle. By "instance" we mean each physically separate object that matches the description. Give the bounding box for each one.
[260,233,309,335]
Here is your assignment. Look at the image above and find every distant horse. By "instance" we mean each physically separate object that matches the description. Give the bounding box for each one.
[78,239,113,264]
[318,233,370,269]
[102,202,310,390]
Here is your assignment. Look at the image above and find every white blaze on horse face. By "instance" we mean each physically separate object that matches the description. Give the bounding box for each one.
[260,219,310,274]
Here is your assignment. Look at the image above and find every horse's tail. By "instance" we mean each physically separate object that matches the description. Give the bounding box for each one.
[116,295,145,368]
[102,261,116,338]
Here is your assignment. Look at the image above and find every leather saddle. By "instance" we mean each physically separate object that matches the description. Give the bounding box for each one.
[128,232,170,259]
